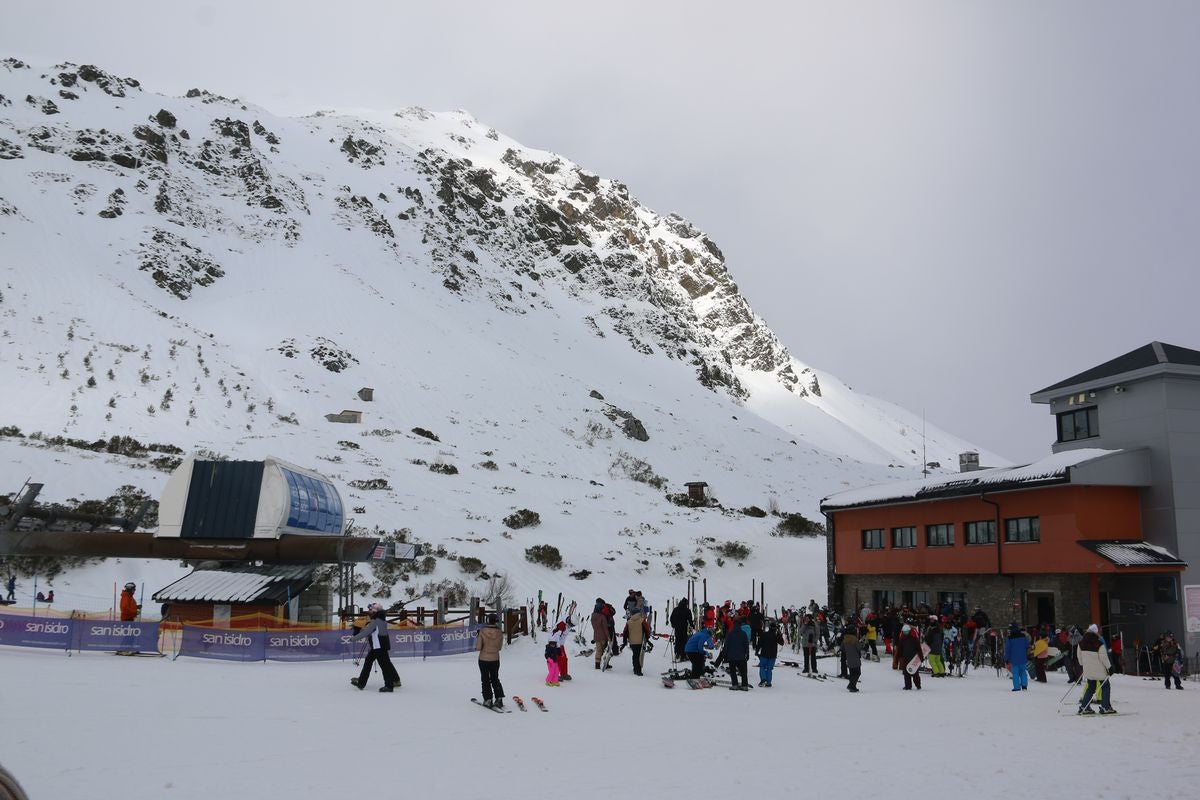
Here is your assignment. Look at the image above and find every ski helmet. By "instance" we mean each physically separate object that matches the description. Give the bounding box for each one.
[123,582,136,591]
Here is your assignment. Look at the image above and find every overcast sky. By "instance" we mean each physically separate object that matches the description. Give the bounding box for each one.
[5,1,1198,463]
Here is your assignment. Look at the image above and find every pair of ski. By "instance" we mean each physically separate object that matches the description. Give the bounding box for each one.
[471,696,547,713]
[514,695,547,712]
[799,671,829,681]
[662,676,712,689]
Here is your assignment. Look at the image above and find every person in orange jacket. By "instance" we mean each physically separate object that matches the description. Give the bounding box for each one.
[119,582,140,621]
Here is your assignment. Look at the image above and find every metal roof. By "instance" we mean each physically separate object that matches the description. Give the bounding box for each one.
[1033,341,1200,396]
[1078,540,1187,569]
[153,565,314,604]
[821,448,1118,511]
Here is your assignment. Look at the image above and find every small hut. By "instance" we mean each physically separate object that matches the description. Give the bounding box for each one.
[153,565,317,627]
[324,409,363,423]
[684,481,709,503]
[357,387,374,402]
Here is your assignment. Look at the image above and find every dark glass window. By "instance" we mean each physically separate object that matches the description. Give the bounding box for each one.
[1005,516,1040,543]
[926,523,954,547]
[862,528,885,550]
[892,526,917,548]
[905,590,932,608]
[1057,407,1099,442]
[873,590,899,610]
[938,592,968,613]
[966,520,996,545]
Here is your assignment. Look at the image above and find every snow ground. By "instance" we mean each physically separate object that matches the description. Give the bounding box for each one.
[2,639,1197,799]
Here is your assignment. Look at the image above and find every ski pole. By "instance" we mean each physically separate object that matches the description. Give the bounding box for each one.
[1058,676,1083,705]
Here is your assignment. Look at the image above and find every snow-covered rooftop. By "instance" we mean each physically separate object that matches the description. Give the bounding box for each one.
[1079,540,1187,568]
[821,448,1121,510]
[153,566,313,604]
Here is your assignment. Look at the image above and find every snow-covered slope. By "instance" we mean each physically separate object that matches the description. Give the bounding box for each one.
[0,57,1005,609]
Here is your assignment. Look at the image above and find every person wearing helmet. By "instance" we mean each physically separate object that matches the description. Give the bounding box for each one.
[119,582,140,621]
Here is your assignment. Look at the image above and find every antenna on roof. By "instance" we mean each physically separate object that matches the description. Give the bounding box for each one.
[922,409,928,477]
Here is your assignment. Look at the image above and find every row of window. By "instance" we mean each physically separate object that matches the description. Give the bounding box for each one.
[862,517,1040,550]
[872,590,967,613]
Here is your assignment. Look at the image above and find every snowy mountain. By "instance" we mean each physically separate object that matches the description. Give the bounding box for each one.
[0,57,1004,609]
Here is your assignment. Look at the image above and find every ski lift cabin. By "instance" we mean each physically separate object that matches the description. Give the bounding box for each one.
[157,456,346,541]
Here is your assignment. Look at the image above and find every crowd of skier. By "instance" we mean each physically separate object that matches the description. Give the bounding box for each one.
[546,594,1186,712]
[345,589,1190,716]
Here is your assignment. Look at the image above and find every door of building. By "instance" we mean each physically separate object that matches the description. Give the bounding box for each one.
[1024,592,1055,627]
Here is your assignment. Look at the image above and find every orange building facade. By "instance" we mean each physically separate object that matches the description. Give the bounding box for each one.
[822,450,1186,634]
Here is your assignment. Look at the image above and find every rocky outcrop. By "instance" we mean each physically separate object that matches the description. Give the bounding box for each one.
[137,229,225,299]
[0,58,799,403]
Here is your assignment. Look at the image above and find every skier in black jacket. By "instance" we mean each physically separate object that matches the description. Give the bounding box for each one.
[669,598,693,661]
[756,620,784,687]
[748,604,764,650]
[714,619,751,690]
[350,603,401,692]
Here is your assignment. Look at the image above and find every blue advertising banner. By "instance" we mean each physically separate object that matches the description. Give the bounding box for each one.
[180,625,266,661]
[264,629,351,662]
[0,612,72,649]
[177,624,481,662]
[2,614,480,661]
[74,620,161,653]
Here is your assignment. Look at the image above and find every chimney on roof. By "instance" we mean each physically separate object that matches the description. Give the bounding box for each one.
[958,452,980,473]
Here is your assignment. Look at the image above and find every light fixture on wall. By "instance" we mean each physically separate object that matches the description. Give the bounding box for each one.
[1089,391,1096,399]
[1114,385,1125,394]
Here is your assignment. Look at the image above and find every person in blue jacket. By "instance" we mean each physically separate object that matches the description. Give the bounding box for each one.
[1004,622,1030,692]
[683,627,715,678]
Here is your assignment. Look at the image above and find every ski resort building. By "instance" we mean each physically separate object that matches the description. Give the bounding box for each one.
[822,341,1198,654]
[153,565,319,627]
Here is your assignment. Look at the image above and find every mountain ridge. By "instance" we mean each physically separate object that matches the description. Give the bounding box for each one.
[0,56,1003,607]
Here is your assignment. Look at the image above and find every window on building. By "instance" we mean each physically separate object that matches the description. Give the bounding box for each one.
[903,590,932,609]
[1057,406,1099,442]
[1005,516,1040,542]
[926,523,954,547]
[892,526,917,548]
[862,528,885,550]
[872,590,899,610]
[938,592,968,613]
[966,520,996,545]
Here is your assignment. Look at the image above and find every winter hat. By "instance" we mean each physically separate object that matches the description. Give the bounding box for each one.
[901,624,911,634]
[1087,624,1099,634]
[1008,622,1021,635]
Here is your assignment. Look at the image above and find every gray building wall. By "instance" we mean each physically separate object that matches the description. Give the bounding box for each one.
[1042,370,1200,654]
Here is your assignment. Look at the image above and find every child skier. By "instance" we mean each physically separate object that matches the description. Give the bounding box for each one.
[545,639,561,686]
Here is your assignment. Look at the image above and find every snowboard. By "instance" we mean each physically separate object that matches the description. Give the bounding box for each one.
[906,644,931,675]
[601,639,617,671]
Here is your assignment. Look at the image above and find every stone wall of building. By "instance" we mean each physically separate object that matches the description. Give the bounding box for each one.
[838,573,1105,628]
